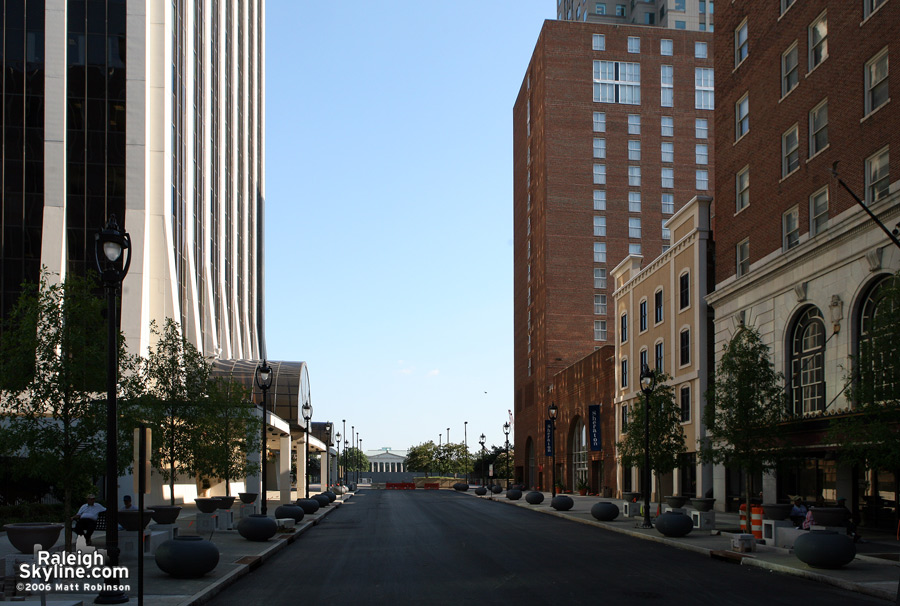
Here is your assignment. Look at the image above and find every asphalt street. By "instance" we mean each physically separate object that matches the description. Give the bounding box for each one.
[208,490,890,605]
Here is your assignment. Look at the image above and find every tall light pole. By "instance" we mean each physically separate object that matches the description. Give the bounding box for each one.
[548,403,558,497]
[94,215,131,605]
[464,421,468,485]
[255,361,273,514]
[640,362,657,529]
[335,432,342,494]
[479,434,486,487]
[503,421,511,490]
[351,425,355,484]
[438,433,442,477]
[302,401,313,498]
[359,437,363,482]
[342,419,346,484]
[344,438,349,485]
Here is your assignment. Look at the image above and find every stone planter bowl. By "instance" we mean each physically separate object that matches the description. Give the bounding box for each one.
[551,495,574,511]
[622,492,641,502]
[238,492,257,504]
[295,498,320,514]
[655,511,693,537]
[810,507,850,527]
[3,523,64,554]
[213,496,236,509]
[474,487,487,496]
[118,510,154,531]
[506,489,523,501]
[591,502,619,521]
[312,494,331,508]
[794,530,856,568]
[274,504,305,523]
[155,535,219,578]
[148,505,182,525]
[193,498,220,514]
[491,485,502,495]
[762,503,793,521]
[237,514,278,542]
[690,498,715,512]
[323,491,337,503]
[525,491,544,505]
[665,496,689,508]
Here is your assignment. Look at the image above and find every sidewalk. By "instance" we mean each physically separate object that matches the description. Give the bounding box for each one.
[0,490,350,606]
[471,490,900,602]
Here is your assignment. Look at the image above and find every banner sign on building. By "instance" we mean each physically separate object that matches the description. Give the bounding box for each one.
[589,404,601,451]
[545,420,554,456]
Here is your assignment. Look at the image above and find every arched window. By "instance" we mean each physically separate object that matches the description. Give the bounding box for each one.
[571,419,588,488]
[790,306,826,415]
[857,275,898,404]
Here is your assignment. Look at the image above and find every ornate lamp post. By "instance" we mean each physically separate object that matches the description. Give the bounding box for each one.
[302,401,313,498]
[503,421,511,490]
[344,438,349,485]
[358,437,363,482]
[342,419,346,484]
[255,361,273,515]
[640,362,657,529]
[94,215,131,605]
[548,403,558,497]
[479,434,486,487]
[335,432,342,491]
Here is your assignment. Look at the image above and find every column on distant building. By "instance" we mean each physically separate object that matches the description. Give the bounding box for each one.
[278,435,291,505]
[321,446,329,491]
[296,438,307,499]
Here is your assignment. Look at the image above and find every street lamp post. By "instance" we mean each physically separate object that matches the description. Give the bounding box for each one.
[503,422,511,490]
[464,421,468,486]
[301,401,313,498]
[344,439,349,485]
[478,434,486,487]
[640,362,657,529]
[358,437,363,482]
[548,403,558,498]
[254,361,273,515]
[335,432,341,492]
[94,215,131,605]
[342,419,346,484]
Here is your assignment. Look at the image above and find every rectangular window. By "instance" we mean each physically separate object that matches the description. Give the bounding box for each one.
[662,168,674,189]
[628,140,641,161]
[865,0,887,17]
[593,190,606,210]
[628,192,642,212]
[679,273,690,309]
[735,19,748,66]
[594,242,607,263]
[662,142,674,163]
[736,166,749,212]
[662,116,674,137]
[628,217,641,239]
[781,0,795,14]
[628,166,641,187]
[594,267,607,289]
[640,349,648,371]
[680,329,691,366]
[675,20,686,29]
[696,170,709,190]
[695,144,708,165]
[695,42,707,59]
[628,114,641,134]
[621,359,629,388]
[639,300,647,331]
[783,125,799,176]
[621,403,628,430]
[592,33,606,51]
[593,163,606,184]
[616,4,626,17]
[654,290,663,323]
[661,65,674,107]
[594,215,607,236]
[594,138,607,159]
[662,193,674,214]
[655,342,664,372]
[699,0,706,14]
[695,118,708,139]
[621,314,628,343]
[810,187,828,236]
[680,385,691,422]
[661,39,673,56]
[809,100,828,157]
[809,12,828,70]
[783,206,800,250]
[736,94,749,139]
[593,111,606,132]
[594,60,641,105]
[628,37,640,53]
[629,243,642,255]
[866,147,890,203]
[675,0,685,10]
[866,48,889,115]
[695,68,714,110]
[662,219,670,241]
[594,320,607,341]
[596,3,607,15]
[737,238,750,276]
[644,12,655,25]
[594,294,607,315]
[782,43,799,97]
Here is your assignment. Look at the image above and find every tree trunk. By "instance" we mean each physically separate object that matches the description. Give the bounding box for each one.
[63,486,73,551]
[744,468,752,534]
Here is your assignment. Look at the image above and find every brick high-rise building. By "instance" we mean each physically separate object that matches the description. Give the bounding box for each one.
[558,0,715,31]
[707,1,900,509]
[512,19,714,491]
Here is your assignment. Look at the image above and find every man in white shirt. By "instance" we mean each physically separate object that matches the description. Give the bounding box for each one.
[72,494,106,546]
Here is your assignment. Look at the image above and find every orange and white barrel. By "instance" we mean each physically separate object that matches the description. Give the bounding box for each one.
[751,506,764,539]
[739,503,748,532]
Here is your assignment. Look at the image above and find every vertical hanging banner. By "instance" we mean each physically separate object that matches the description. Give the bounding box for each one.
[544,420,554,456]
[589,404,601,451]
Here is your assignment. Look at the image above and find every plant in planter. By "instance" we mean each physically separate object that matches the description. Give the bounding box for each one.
[554,479,566,494]
[576,479,590,496]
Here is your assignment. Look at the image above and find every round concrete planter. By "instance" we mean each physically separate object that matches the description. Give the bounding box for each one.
[809,507,850,527]
[591,502,619,521]
[323,491,337,503]
[453,483,468,492]
[295,498,320,514]
[506,489,522,501]
[664,496,688,508]
[3,523,63,554]
[193,498,220,514]
[551,495,574,511]
[525,491,544,505]
[237,514,278,542]
[474,487,487,496]
[312,494,331,508]
[690,498,715,512]
[794,530,856,569]
[348,483,357,491]
[622,491,641,503]
[213,496,236,509]
[148,505,182,525]
[155,535,219,577]
[118,510,154,531]
[491,485,502,495]
[655,511,693,537]
[762,503,793,521]
[238,492,257,504]
[274,504,305,522]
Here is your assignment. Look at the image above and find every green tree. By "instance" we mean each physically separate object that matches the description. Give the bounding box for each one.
[339,446,369,474]
[700,325,787,517]
[405,441,437,476]
[139,319,210,505]
[616,371,685,505]
[0,272,138,549]
[193,378,261,497]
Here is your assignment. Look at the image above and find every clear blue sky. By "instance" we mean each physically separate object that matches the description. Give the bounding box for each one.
[264,2,553,454]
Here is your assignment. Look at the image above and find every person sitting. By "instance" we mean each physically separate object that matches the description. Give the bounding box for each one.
[121,495,137,511]
[802,508,815,530]
[72,494,106,546]
[790,496,808,528]
[836,497,864,543]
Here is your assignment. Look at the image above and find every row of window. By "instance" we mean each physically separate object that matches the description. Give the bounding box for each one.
[593,61,715,110]
[591,33,708,60]
[620,274,691,345]
[593,163,709,190]
[621,384,694,431]
[593,190,676,214]
[592,138,709,164]
[592,112,710,139]
[620,328,692,389]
